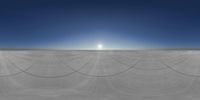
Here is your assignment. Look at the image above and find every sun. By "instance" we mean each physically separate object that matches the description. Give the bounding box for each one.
[97,44,103,50]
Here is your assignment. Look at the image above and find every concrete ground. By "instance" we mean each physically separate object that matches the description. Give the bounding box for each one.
[0,50,200,100]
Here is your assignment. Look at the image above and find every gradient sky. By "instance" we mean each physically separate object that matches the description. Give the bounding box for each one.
[0,0,200,49]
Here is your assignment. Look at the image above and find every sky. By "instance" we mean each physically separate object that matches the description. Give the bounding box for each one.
[0,0,200,50]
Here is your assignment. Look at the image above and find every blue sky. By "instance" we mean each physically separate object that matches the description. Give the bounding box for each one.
[0,0,200,49]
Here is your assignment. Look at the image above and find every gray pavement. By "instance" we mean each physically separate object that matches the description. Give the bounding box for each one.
[0,50,200,100]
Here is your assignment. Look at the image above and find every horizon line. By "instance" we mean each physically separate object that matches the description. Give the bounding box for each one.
[1,48,200,51]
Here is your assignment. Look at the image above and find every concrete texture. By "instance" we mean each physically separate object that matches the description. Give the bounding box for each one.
[0,50,200,100]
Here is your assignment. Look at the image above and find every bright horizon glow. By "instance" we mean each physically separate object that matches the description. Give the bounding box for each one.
[97,44,103,50]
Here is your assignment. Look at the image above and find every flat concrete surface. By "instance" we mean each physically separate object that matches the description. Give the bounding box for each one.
[0,50,200,100]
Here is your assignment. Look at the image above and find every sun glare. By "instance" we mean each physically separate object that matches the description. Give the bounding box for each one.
[97,44,103,50]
